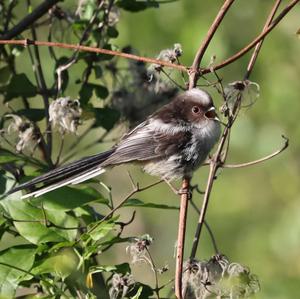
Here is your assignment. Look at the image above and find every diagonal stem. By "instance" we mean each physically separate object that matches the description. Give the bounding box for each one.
[202,0,299,75]
[175,178,190,299]
[189,0,285,260]
[189,0,236,89]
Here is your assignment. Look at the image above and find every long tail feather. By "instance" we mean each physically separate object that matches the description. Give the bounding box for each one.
[6,149,114,197]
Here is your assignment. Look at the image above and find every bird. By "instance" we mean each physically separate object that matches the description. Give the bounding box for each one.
[6,88,221,198]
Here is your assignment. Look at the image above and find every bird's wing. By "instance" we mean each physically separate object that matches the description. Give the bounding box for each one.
[102,120,191,166]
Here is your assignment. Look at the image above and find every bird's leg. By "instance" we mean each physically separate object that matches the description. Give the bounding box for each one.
[164,179,192,199]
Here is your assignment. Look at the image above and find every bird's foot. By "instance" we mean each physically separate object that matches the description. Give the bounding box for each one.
[164,179,192,199]
[177,187,192,199]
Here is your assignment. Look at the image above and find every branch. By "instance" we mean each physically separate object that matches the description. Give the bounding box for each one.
[244,0,283,80]
[78,179,163,243]
[223,135,288,169]
[202,0,300,75]
[189,0,236,88]
[0,0,61,40]
[176,2,236,298]
[0,39,188,72]
[190,0,285,260]
[175,178,189,299]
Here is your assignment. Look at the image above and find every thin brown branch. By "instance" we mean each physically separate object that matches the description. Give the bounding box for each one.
[223,135,289,169]
[177,2,236,297]
[56,0,105,93]
[77,180,163,243]
[189,0,236,88]
[0,0,60,40]
[0,39,188,72]
[175,178,189,299]
[202,0,300,75]
[28,10,53,166]
[190,0,286,260]
[190,199,219,254]
[244,0,283,79]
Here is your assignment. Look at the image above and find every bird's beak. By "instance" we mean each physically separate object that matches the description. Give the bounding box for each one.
[204,106,220,122]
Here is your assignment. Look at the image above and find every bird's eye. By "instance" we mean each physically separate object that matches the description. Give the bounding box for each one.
[192,106,200,114]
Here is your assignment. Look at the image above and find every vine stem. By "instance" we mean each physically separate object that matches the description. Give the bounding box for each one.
[175,178,189,299]
[201,0,300,75]
[190,0,286,260]
[0,39,188,72]
[175,1,236,298]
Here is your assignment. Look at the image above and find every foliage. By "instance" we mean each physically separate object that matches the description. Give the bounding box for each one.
[0,0,299,298]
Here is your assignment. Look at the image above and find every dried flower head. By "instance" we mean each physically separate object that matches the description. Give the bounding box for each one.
[109,273,135,299]
[148,43,183,73]
[5,114,40,153]
[222,80,260,115]
[107,6,120,26]
[182,255,260,299]
[126,234,153,264]
[49,97,82,134]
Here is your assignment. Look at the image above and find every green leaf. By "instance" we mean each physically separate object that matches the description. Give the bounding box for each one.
[0,66,11,85]
[124,198,179,210]
[128,283,153,298]
[38,186,109,211]
[79,83,94,106]
[11,45,24,57]
[0,245,36,298]
[89,218,116,241]
[32,248,78,279]
[94,84,109,99]
[80,0,96,20]
[131,286,143,299]
[94,66,103,78]
[89,263,131,275]
[107,26,119,38]
[93,107,120,130]
[0,199,78,244]
[16,109,46,122]
[0,149,21,164]
[0,170,6,195]
[55,57,69,92]
[4,73,37,102]
[117,0,159,12]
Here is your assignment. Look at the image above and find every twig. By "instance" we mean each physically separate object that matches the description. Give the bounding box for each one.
[77,180,163,243]
[175,177,189,299]
[0,39,188,72]
[189,0,236,88]
[244,0,283,80]
[176,2,236,298]
[0,0,60,40]
[190,199,219,254]
[201,0,300,75]
[27,3,53,166]
[223,135,288,169]
[145,247,161,299]
[189,0,285,260]
[56,0,105,93]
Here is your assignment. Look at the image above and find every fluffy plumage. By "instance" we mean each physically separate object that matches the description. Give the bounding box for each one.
[7,88,221,198]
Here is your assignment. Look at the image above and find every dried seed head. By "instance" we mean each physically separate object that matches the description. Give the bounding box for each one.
[148,43,183,73]
[109,273,135,299]
[49,97,82,134]
[182,255,260,299]
[108,6,120,26]
[5,114,40,153]
[126,234,153,264]
[222,80,260,116]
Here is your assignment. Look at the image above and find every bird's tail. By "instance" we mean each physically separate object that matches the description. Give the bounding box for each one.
[6,149,115,198]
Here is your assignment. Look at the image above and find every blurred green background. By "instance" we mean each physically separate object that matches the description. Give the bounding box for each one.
[2,0,300,298]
